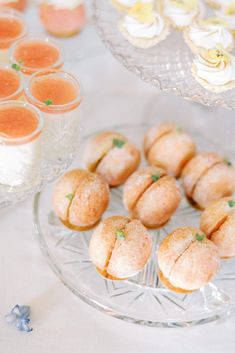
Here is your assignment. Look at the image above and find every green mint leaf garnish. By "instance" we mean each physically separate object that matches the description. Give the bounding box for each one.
[176,126,183,132]
[228,200,235,208]
[116,229,126,240]
[11,63,21,71]
[195,233,205,241]
[151,175,160,182]
[224,159,232,166]
[65,193,74,201]
[113,138,125,149]
[44,99,53,106]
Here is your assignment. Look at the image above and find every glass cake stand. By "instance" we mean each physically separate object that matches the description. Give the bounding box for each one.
[34,123,235,328]
[92,0,235,109]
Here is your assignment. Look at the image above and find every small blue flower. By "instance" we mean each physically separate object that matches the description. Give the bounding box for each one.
[5,305,33,332]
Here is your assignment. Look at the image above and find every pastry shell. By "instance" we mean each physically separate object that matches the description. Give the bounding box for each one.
[89,216,152,279]
[144,123,196,177]
[201,197,235,258]
[53,169,110,230]
[158,227,220,292]
[182,153,235,209]
[83,131,140,187]
[123,166,181,228]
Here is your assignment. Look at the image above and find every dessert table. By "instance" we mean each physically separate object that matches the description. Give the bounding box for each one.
[0,2,235,352]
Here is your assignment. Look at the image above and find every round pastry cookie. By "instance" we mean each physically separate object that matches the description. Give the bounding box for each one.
[144,123,196,177]
[53,169,110,230]
[200,197,235,258]
[118,4,170,49]
[191,47,235,93]
[162,0,201,30]
[89,216,152,280]
[83,131,141,187]
[182,152,235,209]
[184,18,234,54]
[123,166,181,228]
[158,227,220,293]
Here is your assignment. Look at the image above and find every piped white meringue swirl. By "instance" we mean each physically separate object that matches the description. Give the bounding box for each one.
[193,50,235,86]
[163,0,199,27]
[123,12,165,38]
[188,22,233,50]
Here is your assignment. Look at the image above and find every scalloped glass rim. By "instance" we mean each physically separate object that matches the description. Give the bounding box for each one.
[33,123,235,328]
[92,0,235,109]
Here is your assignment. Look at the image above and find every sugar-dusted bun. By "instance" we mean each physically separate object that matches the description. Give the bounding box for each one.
[83,131,140,187]
[201,197,235,258]
[123,166,181,228]
[182,152,235,209]
[144,123,195,177]
[53,169,109,230]
[89,216,152,280]
[158,227,220,292]
[181,152,222,197]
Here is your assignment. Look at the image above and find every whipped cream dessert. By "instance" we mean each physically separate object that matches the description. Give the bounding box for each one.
[43,0,83,10]
[122,11,165,38]
[0,102,43,187]
[186,18,234,52]
[163,0,200,28]
[216,3,235,30]
[192,47,235,91]
[119,2,169,47]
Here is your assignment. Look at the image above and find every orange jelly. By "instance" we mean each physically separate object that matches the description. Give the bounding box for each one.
[12,39,62,74]
[0,15,25,49]
[0,105,39,139]
[0,67,21,100]
[31,76,78,105]
[0,0,27,12]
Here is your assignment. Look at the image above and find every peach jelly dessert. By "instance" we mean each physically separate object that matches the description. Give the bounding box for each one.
[83,131,141,187]
[182,152,235,209]
[144,123,196,177]
[201,197,235,258]
[0,9,27,50]
[40,0,86,38]
[10,37,62,75]
[123,166,181,228]
[0,0,27,12]
[158,227,220,293]
[89,216,152,280]
[53,169,110,230]
[0,101,43,186]
[0,65,23,101]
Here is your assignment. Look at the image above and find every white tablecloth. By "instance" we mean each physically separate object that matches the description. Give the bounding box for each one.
[0,3,235,353]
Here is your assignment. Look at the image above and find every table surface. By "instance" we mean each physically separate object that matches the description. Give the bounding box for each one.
[1,3,235,353]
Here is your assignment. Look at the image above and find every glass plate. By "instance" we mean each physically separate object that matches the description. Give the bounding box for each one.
[34,123,235,328]
[92,0,235,109]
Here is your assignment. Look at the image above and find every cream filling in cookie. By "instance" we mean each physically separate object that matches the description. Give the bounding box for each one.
[122,12,165,38]
[163,0,199,27]
[193,48,235,86]
[188,20,233,50]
